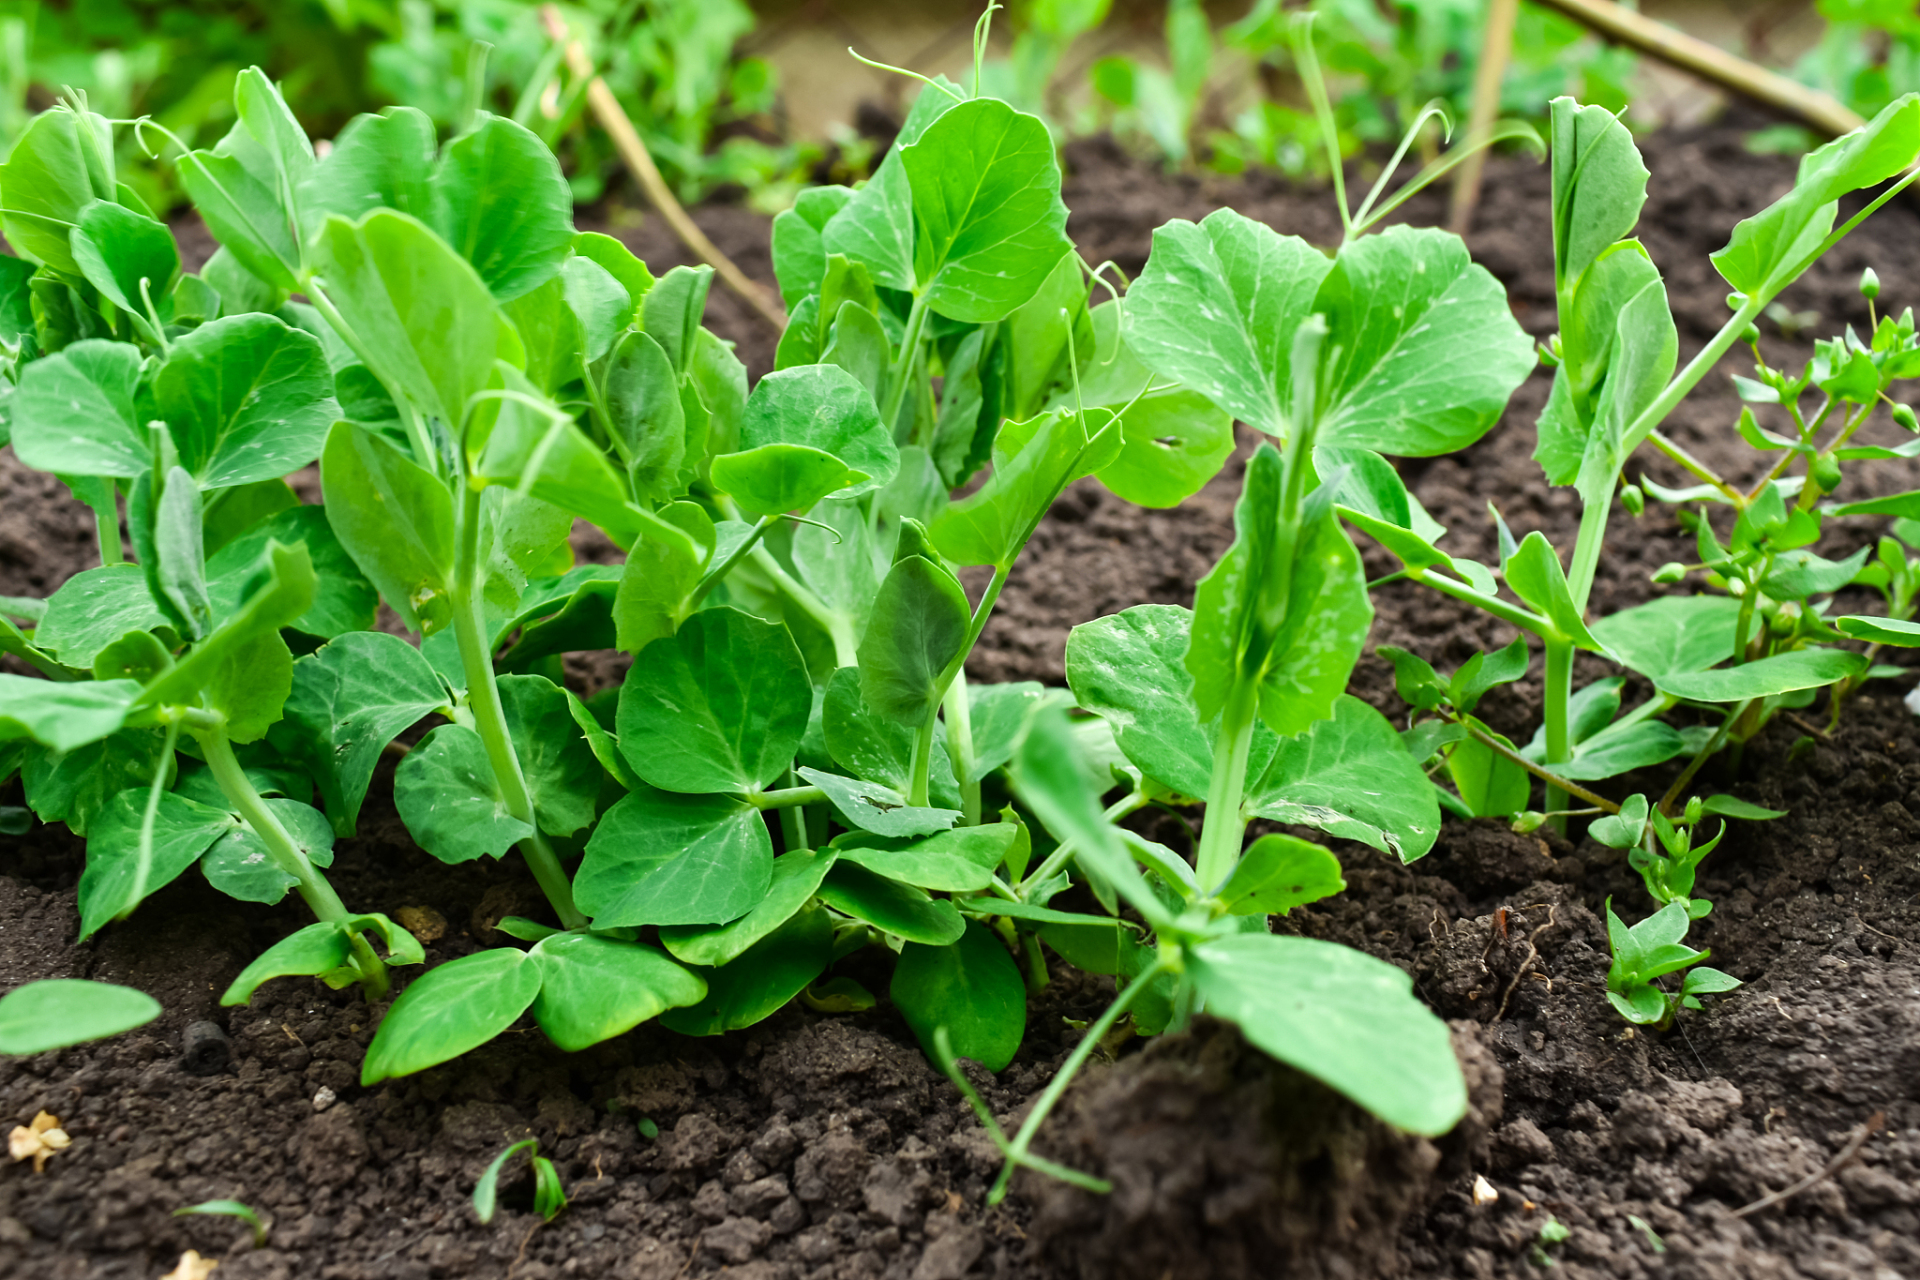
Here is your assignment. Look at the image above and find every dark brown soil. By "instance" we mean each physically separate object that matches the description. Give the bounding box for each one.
[7,115,1920,1280]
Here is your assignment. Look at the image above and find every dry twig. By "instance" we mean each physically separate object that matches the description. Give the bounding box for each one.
[1729,1112,1884,1218]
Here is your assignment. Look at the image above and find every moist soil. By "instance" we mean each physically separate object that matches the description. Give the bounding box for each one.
[6,116,1920,1280]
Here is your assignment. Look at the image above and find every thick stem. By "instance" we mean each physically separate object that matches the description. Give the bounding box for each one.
[201,728,351,923]
[1542,638,1574,835]
[1407,568,1551,636]
[748,545,859,669]
[988,957,1172,1204]
[1195,682,1260,895]
[746,785,828,810]
[689,515,775,610]
[94,500,122,567]
[944,666,981,825]
[907,704,940,808]
[1018,790,1150,898]
[454,487,588,931]
[1448,713,1622,813]
[882,294,931,433]
[1648,430,1742,503]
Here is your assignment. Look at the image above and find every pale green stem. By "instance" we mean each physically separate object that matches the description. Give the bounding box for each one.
[911,565,1012,810]
[201,727,350,922]
[94,498,122,567]
[1407,567,1551,636]
[748,545,859,668]
[130,719,183,913]
[907,705,940,808]
[1194,681,1260,895]
[745,785,827,810]
[1542,637,1574,835]
[944,665,981,825]
[1647,430,1740,504]
[777,770,808,852]
[306,284,438,473]
[987,957,1172,1204]
[454,485,588,930]
[689,515,775,609]
[882,294,931,433]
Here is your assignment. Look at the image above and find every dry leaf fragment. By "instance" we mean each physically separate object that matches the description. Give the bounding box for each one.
[395,905,447,944]
[1472,1174,1500,1207]
[8,1111,70,1172]
[162,1250,218,1280]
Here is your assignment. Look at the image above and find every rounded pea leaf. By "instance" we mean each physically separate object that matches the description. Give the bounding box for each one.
[659,848,838,967]
[320,421,458,635]
[817,861,966,946]
[734,364,899,499]
[617,607,811,794]
[19,726,167,835]
[1069,303,1234,508]
[857,557,972,725]
[10,340,148,479]
[207,505,378,641]
[711,443,863,517]
[901,98,1073,324]
[428,114,575,302]
[575,785,774,928]
[395,724,536,864]
[362,947,542,1084]
[830,823,1017,893]
[70,199,181,321]
[201,797,335,905]
[0,674,143,754]
[890,920,1026,1072]
[1214,833,1347,914]
[270,632,447,837]
[1188,933,1467,1136]
[1652,648,1868,703]
[153,314,339,488]
[529,934,707,1052]
[1245,694,1441,862]
[1590,595,1743,677]
[0,979,161,1056]
[0,107,117,275]
[78,791,234,941]
[796,766,960,838]
[500,675,601,838]
[220,921,353,1006]
[660,902,835,1036]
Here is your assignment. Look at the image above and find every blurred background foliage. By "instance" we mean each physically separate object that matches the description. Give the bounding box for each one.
[0,0,1911,217]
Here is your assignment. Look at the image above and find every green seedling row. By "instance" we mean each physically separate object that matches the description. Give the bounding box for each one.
[2,9,1917,1199]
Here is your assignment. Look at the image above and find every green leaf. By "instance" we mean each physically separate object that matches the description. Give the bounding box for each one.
[731,363,899,499]
[890,920,1026,1071]
[830,823,1017,893]
[1447,637,1530,715]
[1712,96,1920,297]
[529,934,706,1052]
[270,632,446,837]
[658,848,837,966]
[1537,244,1667,484]
[0,675,142,753]
[1590,595,1743,676]
[1188,933,1467,1135]
[176,124,301,292]
[500,675,601,837]
[137,540,316,721]
[1123,209,1330,437]
[0,106,117,275]
[821,81,961,292]
[33,566,168,669]
[711,444,862,517]
[930,407,1123,568]
[207,505,378,640]
[617,607,811,793]
[772,185,854,305]
[1549,98,1650,294]
[799,765,961,838]
[659,902,835,1036]
[320,421,457,634]
[201,797,333,904]
[395,724,535,863]
[902,98,1073,323]
[429,114,574,302]
[220,921,352,1005]
[1503,532,1599,648]
[817,860,966,945]
[1571,279,1679,508]
[1588,793,1649,848]
[20,728,167,834]
[1696,794,1786,820]
[1653,648,1868,702]
[1552,720,1689,781]
[857,556,972,724]
[0,979,160,1055]
[310,210,522,430]
[143,465,213,642]
[1313,227,1533,456]
[821,667,962,805]
[1214,833,1346,914]
[966,681,1053,777]
[78,790,233,940]
[362,947,542,1084]
[1245,694,1441,861]
[603,330,686,501]
[640,265,713,374]
[1066,603,1273,800]
[202,479,300,557]
[613,503,712,653]
[297,105,437,227]
[1066,301,1234,508]
[9,339,148,478]
[576,785,774,927]
[69,200,180,322]
[1838,614,1920,646]
[153,314,338,488]
[1447,723,1531,817]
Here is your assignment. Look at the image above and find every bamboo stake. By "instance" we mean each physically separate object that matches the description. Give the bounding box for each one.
[1529,0,1864,138]
[539,5,788,332]
[1449,0,1519,234]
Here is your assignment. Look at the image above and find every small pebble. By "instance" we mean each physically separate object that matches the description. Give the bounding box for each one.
[313,1086,337,1113]
[1472,1174,1499,1207]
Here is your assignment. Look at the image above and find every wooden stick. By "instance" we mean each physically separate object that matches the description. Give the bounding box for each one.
[539,5,788,332]
[1528,0,1863,138]
[1449,0,1519,234]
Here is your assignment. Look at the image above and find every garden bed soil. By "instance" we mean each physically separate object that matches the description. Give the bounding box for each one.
[6,116,1920,1280]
